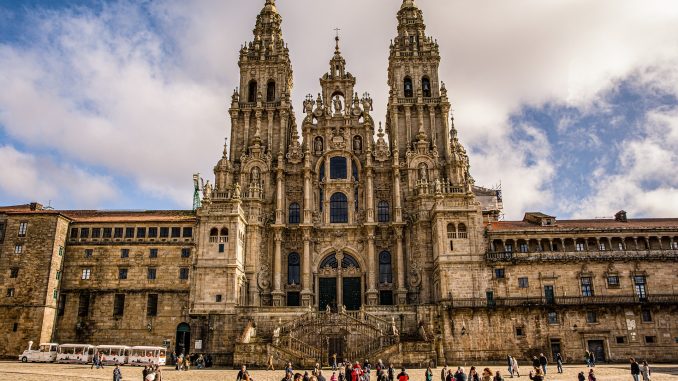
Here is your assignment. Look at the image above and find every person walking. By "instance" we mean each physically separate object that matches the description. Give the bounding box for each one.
[267,354,275,371]
[332,354,338,371]
[631,358,641,381]
[113,364,122,381]
[511,357,520,378]
[397,368,409,381]
[538,353,547,375]
[589,351,596,367]
[506,356,513,378]
[555,353,563,373]
[388,364,395,381]
[585,351,591,368]
[641,361,651,381]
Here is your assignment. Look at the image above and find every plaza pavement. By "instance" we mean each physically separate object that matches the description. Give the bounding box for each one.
[1,362,677,381]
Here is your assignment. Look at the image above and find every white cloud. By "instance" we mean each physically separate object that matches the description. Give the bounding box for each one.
[572,108,678,218]
[0,0,677,218]
[0,145,118,208]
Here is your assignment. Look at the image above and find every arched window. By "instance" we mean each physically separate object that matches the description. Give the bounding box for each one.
[248,80,257,103]
[320,253,360,269]
[287,253,300,285]
[266,80,275,102]
[210,228,218,237]
[220,228,229,243]
[447,223,456,239]
[458,223,467,238]
[379,251,392,284]
[422,77,431,97]
[404,77,413,98]
[330,193,348,223]
[330,157,348,179]
[377,201,390,223]
[288,203,300,224]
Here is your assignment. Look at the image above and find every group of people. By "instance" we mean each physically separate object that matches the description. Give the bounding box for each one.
[141,364,163,381]
[169,351,213,370]
[441,365,505,381]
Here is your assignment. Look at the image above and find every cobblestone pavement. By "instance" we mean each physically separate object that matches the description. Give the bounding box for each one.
[1,362,677,381]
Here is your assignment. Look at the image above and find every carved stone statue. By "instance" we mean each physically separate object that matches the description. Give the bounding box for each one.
[418,321,429,341]
[234,183,242,199]
[333,95,343,114]
[434,178,441,194]
[353,135,362,152]
[340,304,346,314]
[251,167,260,183]
[314,137,323,153]
[203,180,213,200]
[391,317,399,336]
[419,164,428,182]
[326,304,331,314]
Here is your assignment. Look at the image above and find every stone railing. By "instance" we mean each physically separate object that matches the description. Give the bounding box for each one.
[485,249,678,263]
[444,294,678,309]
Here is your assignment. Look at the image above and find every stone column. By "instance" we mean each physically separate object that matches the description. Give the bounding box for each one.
[336,252,344,309]
[243,111,251,149]
[393,161,403,223]
[267,109,274,149]
[366,229,378,305]
[405,106,412,148]
[301,229,312,306]
[395,227,407,305]
[366,164,375,222]
[272,229,284,306]
[229,110,239,163]
[275,164,284,224]
[429,108,436,148]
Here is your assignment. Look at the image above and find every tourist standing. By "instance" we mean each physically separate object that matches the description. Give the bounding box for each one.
[578,372,585,381]
[441,365,449,381]
[493,370,504,381]
[511,357,520,377]
[113,364,122,381]
[333,354,338,370]
[468,367,480,381]
[585,351,591,368]
[588,369,596,381]
[397,368,409,381]
[641,361,651,381]
[538,353,547,375]
[531,357,539,370]
[481,368,492,381]
[319,370,328,381]
[454,367,467,381]
[631,358,641,381]
[425,367,434,381]
[589,351,596,367]
[388,364,395,381]
[555,353,563,373]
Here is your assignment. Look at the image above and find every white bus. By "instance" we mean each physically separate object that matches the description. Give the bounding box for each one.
[128,346,166,366]
[56,344,95,364]
[19,342,58,363]
[95,345,130,365]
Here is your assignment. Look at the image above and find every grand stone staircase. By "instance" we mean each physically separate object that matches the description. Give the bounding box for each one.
[235,309,400,368]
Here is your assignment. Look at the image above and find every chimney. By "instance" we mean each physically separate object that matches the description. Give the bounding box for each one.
[29,202,43,211]
[614,210,627,222]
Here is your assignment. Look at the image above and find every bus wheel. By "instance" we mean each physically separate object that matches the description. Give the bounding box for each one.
[21,357,27,363]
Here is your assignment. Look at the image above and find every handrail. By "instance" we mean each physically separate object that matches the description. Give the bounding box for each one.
[443,294,678,308]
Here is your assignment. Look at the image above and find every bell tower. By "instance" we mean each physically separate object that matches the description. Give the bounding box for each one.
[225,0,295,181]
[386,0,455,172]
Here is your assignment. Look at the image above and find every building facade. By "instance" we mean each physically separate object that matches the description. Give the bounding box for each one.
[1,0,677,366]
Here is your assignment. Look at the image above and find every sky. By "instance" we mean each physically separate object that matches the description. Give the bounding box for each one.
[0,0,677,220]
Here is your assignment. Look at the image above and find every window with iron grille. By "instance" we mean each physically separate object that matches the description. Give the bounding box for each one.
[149,248,158,258]
[494,268,505,279]
[586,311,598,323]
[179,268,189,280]
[330,157,347,179]
[607,275,620,287]
[181,248,191,258]
[581,277,594,296]
[288,203,301,224]
[147,268,157,280]
[121,249,129,258]
[518,277,529,288]
[147,294,158,316]
[330,193,348,223]
[547,311,558,324]
[377,201,390,223]
[118,268,128,280]
[113,294,125,316]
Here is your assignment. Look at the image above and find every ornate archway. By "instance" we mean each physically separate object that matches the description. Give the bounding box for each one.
[316,252,362,311]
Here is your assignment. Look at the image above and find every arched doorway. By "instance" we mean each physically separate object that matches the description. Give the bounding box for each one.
[175,323,190,356]
[317,252,362,311]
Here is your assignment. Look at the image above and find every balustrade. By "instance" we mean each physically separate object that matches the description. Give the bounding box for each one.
[486,249,678,263]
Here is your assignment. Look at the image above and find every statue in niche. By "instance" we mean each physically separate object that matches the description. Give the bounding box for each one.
[251,167,260,183]
[333,95,343,114]
[314,137,324,153]
[203,180,213,200]
[418,163,428,182]
[353,135,362,152]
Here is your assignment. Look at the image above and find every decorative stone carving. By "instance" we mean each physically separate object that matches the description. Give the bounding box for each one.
[374,122,391,162]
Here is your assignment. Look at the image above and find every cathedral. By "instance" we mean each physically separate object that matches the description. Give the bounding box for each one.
[1,0,677,366]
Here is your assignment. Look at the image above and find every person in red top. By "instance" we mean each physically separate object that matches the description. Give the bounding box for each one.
[352,362,363,381]
[397,368,409,381]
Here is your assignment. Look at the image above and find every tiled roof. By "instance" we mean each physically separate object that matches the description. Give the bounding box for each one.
[0,204,195,222]
[489,218,678,232]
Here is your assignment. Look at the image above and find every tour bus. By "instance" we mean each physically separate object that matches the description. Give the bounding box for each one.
[95,345,130,365]
[19,342,59,363]
[128,346,166,366]
[56,344,96,364]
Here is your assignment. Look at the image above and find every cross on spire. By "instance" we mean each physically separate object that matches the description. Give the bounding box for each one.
[334,27,341,52]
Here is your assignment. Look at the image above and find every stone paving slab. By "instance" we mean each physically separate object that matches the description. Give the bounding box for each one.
[1,362,677,381]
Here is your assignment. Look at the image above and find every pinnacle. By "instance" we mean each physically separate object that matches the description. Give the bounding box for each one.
[401,0,417,9]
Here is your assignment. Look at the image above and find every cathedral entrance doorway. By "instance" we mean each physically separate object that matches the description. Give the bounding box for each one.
[175,323,190,356]
[327,336,345,364]
[316,252,362,311]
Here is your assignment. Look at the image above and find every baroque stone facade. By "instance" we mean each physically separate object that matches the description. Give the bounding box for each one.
[1,0,677,366]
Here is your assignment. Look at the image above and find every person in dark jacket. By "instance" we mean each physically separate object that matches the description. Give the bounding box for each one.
[113,364,122,381]
[454,367,468,381]
[578,372,586,381]
[538,353,548,375]
[236,365,251,381]
[388,365,395,381]
[531,357,540,370]
[556,353,563,373]
[631,358,641,381]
